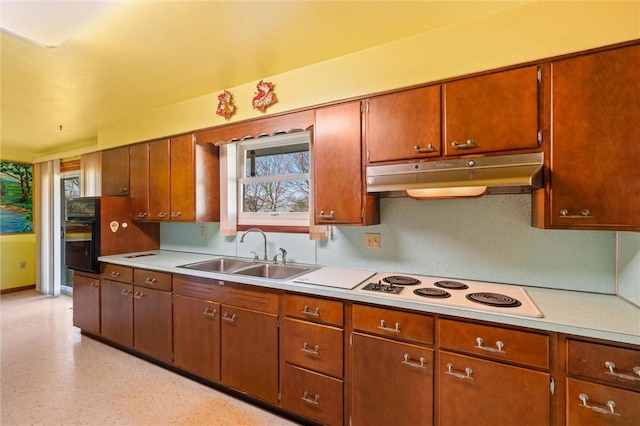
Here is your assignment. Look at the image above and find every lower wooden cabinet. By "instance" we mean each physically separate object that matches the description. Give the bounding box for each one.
[72,271,100,335]
[173,294,221,382]
[100,278,133,347]
[132,285,172,363]
[220,304,279,404]
[566,377,640,426]
[438,351,550,426]
[351,332,434,426]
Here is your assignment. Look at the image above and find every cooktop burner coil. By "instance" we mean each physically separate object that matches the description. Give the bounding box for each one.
[383,275,421,286]
[466,292,522,308]
[434,280,469,290]
[413,288,451,298]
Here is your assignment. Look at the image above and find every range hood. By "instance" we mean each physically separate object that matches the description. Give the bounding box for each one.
[366,152,544,196]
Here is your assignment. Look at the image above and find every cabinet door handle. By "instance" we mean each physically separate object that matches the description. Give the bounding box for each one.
[119,187,128,193]
[157,212,168,218]
[301,342,320,356]
[559,208,593,219]
[111,271,121,277]
[133,291,143,299]
[301,391,320,405]
[89,283,99,289]
[413,144,435,153]
[451,140,476,149]
[578,393,621,416]
[301,305,320,317]
[604,361,640,381]
[378,319,401,333]
[402,353,427,369]
[120,288,130,296]
[318,211,335,220]
[136,212,147,218]
[171,211,181,218]
[203,308,217,318]
[475,337,506,354]
[144,277,156,285]
[445,363,473,380]
[222,312,237,323]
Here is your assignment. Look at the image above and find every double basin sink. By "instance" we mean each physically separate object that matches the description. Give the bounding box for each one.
[178,258,315,280]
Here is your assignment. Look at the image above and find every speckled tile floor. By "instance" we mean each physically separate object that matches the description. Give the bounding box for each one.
[0,290,301,426]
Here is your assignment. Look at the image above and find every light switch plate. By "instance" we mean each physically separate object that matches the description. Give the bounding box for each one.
[365,233,381,249]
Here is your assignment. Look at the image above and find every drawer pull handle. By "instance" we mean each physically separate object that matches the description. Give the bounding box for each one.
[318,210,335,220]
[579,393,621,416]
[604,361,640,381]
[402,353,427,369]
[559,208,593,219]
[301,391,320,405]
[451,139,476,149]
[203,308,217,318]
[414,144,435,153]
[379,319,401,333]
[301,305,320,317]
[475,337,505,354]
[446,363,473,380]
[110,271,120,277]
[133,291,143,299]
[144,277,157,285]
[222,313,237,323]
[301,342,320,356]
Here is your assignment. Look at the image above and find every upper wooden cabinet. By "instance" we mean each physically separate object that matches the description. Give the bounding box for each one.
[314,101,380,225]
[365,85,442,163]
[532,44,640,231]
[443,65,541,156]
[133,134,220,223]
[101,146,129,195]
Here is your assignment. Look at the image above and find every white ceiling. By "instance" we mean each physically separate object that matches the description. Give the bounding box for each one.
[0,1,527,158]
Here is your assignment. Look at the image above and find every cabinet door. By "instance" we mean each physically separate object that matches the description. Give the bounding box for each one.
[366,86,441,163]
[133,286,173,363]
[443,66,540,156]
[314,101,378,225]
[129,143,149,220]
[548,45,640,229]
[567,377,640,426]
[169,134,195,221]
[100,279,133,347]
[220,305,279,404]
[351,333,433,426]
[438,351,549,426]
[72,273,100,335]
[174,294,221,382]
[148,138,171,221]
[101,146,130,195]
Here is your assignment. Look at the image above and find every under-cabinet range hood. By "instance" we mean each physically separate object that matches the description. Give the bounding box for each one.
[366,152,544,197]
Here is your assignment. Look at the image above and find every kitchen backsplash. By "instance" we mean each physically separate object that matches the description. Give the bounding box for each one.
[161,194,623,295]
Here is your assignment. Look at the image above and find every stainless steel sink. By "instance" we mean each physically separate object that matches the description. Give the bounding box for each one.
[232,263,313,280]
[178,258,255,273]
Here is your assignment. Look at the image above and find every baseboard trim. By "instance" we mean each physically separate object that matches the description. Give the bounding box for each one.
[1,284,36,294]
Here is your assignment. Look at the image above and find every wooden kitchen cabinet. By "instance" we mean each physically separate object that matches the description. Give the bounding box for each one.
[148,138,171,221]
[100,278,133,347]
[351,304,435,426]
[314,101,379,225]
[129,142,149,220]
[132,269,172,363]
[220,283,280,405]
[72,271,101,336]
[101,146,130,195]
[532,44,640,231]
[365,85,442,163]
[173,275,224,382]
[443,65,541,156]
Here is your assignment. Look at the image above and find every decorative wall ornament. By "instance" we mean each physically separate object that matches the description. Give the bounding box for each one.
[216,90,236,120]
[0,161,33,234]
[252,80,277,113]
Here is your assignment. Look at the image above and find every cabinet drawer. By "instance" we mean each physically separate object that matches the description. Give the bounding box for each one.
[133,268,172,291]
[439,318,549,369]
[282,318,343,378]
[567,377,640,426]
[281,364,343,426]
[568,339,640,391]
[101,264,133,283]
[352,304,433,345]
[284,293,343,326]
[219,282,279,314]
[173,274,224,301]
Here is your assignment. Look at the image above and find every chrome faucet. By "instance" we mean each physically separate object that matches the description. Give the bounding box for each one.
[240,228,268,262]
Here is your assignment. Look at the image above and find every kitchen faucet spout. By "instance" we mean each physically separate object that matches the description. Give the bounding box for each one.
[240,227,268,262]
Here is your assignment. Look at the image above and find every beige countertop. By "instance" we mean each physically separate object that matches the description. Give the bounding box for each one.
[99,250,640,346]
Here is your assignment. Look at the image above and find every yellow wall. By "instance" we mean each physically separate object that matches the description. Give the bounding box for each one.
[97,1,639,148]
[0,234,37,291]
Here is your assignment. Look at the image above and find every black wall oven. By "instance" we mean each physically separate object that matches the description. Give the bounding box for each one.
[64,197,101,273]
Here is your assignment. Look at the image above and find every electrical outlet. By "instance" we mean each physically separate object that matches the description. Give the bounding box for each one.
[199,226,206,239]
[19,261,26,269]
[365,233,381,249]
